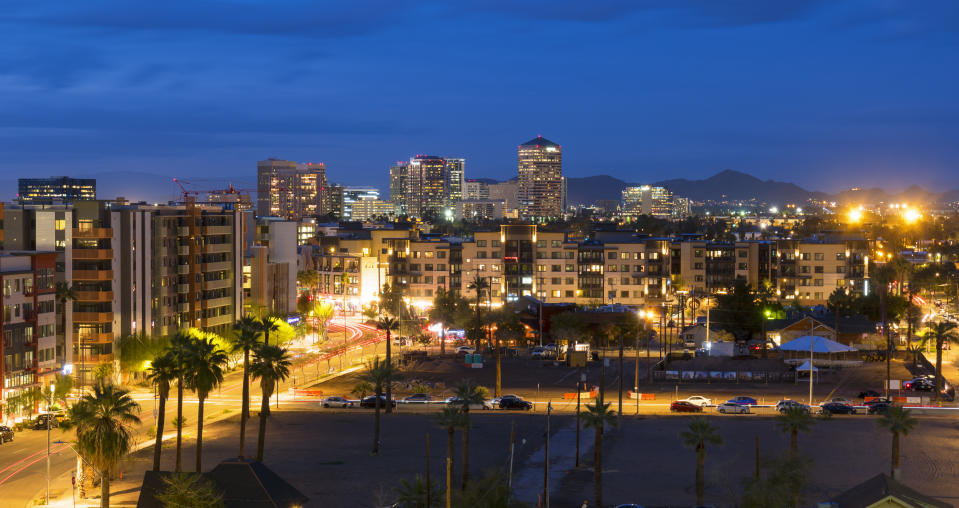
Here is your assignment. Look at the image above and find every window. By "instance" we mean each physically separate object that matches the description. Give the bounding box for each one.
[477,240,487,247]
[565,277,574,285]
[537,265,546,272]
[738,250,747,258]
[551,277,561,284]
[424,276,433,284]
[477,251,486,259]
[621,252,629,260]
[800,266,810,274]
[738,263,747,270]
[55,219,66,231]
[694,262,704,270]
[694,249,704,257]
[552,290,561,298]
[801,253,811,261]
[565,252,575,259]
[491,251,500,258]
[836,253,845,260]
[424,251,434,259]
[566,265,575,272]
[551,252,561,259]
[565,290,574,298]
[424,264,433,271]
[621,277,629,285]
[551,240,561,248]
[491,240,500,247]
[537,240,546,248]
[608,252,616,259]
[621,291,629,298]
[634,265,643,272]
[437,251,446,259]
[551,265,561,272]
[814,253,824,261]
[836,266,845,273]
[814,266,824,273]
[814,279,824,286]
[608,265,618,272]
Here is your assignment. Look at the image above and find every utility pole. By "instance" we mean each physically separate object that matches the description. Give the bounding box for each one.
[426,433,431,508]
[634,314,642,415]
[507,421,516,502]
[543,401,551,508]
[46,384,54,505]
[575,369,583,467]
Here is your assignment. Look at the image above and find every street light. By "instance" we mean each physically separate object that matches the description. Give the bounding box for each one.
[46,383,55,505]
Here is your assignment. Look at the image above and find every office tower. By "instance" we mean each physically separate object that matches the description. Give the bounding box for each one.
[444,158,465,203]
[341,187,380,220]
[517,136,563,221]
[255,159,329,220]
[463,179,490,200]
[243,216,298,316]
[350,200,393,222]
[18,176,96,204]
[389,162,409,216]
[621,185,675,219]
[406,155,447,218]
[488,180,519,212]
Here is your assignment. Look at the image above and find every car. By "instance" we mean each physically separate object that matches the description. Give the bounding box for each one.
[530,347,547,359]
[321,396,353,408]
[614,505,646,508]
[32,414,60,430]
[727,396,758,406]
[819,402,857,415]
[456,346,475,354]
[360,395,396,409]
[858,390,881,399]
[717,402,750,414]
[776,400,810,414]
[670,400,704,413]
[403,393,432,404]
[445,396,493,410]
[868,402,894,415]
[498,396,533,410]
[681,396,712,407]
[829,397,855,405]
[863,397,892,407]
[0,426,12,443]
[905,378,935,391]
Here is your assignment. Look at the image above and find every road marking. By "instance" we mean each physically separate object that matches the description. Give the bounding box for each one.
[0,444,69,486]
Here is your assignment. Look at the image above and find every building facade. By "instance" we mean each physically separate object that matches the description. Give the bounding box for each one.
[18,177,96,205]
[256,159,330,220]
[518,136,563,221]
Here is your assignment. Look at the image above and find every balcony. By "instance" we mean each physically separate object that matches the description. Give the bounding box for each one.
[73,227,112,239]
[73,269,113,281]
[73,311,114,323]
[73,249,112,260]
[202,225,232,235]
[202,296,233,308]
[75,332,114,344]
[203,243,233,254]
[74,290,113,302]
[178,245,191,256]
[203,278,231,290]
[202,261,232,272]
[177,264,191,275]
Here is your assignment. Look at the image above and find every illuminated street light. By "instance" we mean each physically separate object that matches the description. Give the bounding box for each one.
[847,207,863,223]
[903,207,922,224]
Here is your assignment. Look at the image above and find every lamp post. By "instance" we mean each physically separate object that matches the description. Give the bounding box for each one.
[46,383,55,505]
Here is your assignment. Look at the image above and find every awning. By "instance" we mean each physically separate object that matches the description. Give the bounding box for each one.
[779,335,856,354]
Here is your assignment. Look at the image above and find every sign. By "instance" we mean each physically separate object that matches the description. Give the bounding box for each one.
[888,379,901,390]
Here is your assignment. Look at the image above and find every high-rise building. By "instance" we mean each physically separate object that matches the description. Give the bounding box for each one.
[621,185,680,219]
[406,155,447,218]
[18,177,96,205]
[488,180,519,213]
[517,136,563,221]
[389,162,409,216]
[463,180,490,200]
[444,158,465,203]
[256,159,329,220]
[341,187,380,221]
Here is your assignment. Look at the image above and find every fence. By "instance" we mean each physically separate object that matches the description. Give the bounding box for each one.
[652,370,798,383]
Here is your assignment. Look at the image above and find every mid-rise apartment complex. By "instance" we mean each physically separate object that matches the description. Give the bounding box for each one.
[517,136,563,221]
[18,177,96,205]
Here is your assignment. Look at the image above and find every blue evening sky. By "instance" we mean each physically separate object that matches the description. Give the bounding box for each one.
[1,0,958,195]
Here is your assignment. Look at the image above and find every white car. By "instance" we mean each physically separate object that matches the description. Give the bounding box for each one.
[456,346,475,354]
[681,396,712,407]
[321,396,353,408]
[445,396,493,410]
[717,402,750,414]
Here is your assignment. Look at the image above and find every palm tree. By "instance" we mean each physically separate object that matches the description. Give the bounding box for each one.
[928,321,958,402]
[776,406,814,507]
[451,380,486,489]
[168,331,193,472]
[428,288,459,356]
[146,352,177,472]
[580,401,618,508]
[249,343,292,462]
[876,405,917,480]
[256,316,280,347]
[467,275,489,351]
[827,287,854,341]
[376,316,400,414]
[231,316,262,459]
[185,335,228,472]
[360,357,395,455]
[66,382,141,508]
[435,405,467,499]
[56,283,77,385]
[872,264,896,396]
[680,417,722,507]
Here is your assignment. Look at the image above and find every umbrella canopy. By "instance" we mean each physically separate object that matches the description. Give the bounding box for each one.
[796,360,819,372]
[779,335,856,354]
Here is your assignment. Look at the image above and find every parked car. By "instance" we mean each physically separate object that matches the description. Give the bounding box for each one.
[321,396,354,408]
[819,402,856,415]
[670,401,704,413]
[498,396,533,411]
[530,347,547,359]
[858,389,881,399]
[863,397,893,407]
[403,393,432,404]
[456,346,475,355]
[32,414,60,430]
[0,426,13,443]
[727,396,758,406]
[829,397,855,405]
[445,396,493,410]
[681,396,712,407]
[867,402,894,415]
[905,378,935,391]
[717,402,750,414]
[776,400,810,414]
[360,395,396,409]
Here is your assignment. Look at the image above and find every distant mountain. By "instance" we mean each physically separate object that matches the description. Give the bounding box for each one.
[564,175,629,205]
[653,169,828,204]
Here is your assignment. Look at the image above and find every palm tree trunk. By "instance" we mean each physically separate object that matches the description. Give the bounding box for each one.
[175,377,183,472]
[695,447,704,506]
[495,335,502,398]
[372,392,382,455]
[100,473,110,508]
[882,289,890,398]
[447,426,455,494]
[618,334,624,419]
[440,327,446,355]
[257,382,272,462]
[935,337,944,403]
[891,431,900,479]
[196,393,205,472]
[791,429,798,460]
[152,390,167,471]
[461,410,470,490]
[594,425,603,508]
[385,330,393,414]
[239,350,250,459]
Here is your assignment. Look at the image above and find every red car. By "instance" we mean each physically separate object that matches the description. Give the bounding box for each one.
[670,400,703,413]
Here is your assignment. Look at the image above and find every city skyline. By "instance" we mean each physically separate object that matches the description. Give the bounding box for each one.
[2,2,959,194]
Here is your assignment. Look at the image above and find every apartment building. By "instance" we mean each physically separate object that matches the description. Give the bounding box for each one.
[0,251,58,419]
[243,217,298,316]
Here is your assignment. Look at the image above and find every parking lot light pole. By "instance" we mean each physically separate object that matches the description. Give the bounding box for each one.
[46,383,55,506]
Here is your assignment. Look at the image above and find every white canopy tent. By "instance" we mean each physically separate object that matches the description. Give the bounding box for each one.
[780,335,856,354]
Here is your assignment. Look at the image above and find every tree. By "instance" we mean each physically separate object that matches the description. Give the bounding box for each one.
[167,331,193,473]
[742,454,809,508]
[376,316,400,414]
[467,276,490,351]
[429,287,462,355]
[435,405,468,499]
[928,321,958,402]
[580,401,618,508]
[256,317,280,347]
[52,373,74,407]
[351,381,375,399]
[876,405,918,479]
[393,474,441,508]
[680,417,722,506]
[119,333,170,383]
[56,283,78,385]
[146,352,177,472]
[490,305,526,397]
[359,357,396,455]
[451,380,487,489]
[871,264,897,396]
[550,311,586,345]
[185,335,228,472]
[66,382,141,508]
[249,343,292,462]
[155,473,224,508]
[775,406,814,507]
[827,288,855,341]
[231,316,261,460]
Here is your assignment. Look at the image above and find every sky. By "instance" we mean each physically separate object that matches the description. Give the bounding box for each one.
[1,0,959,198]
